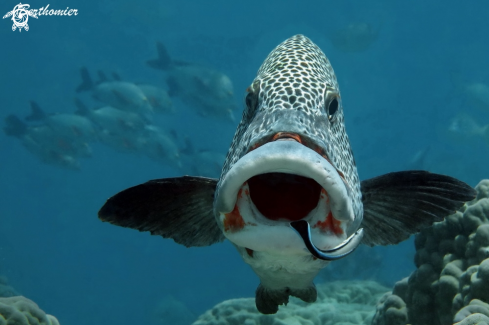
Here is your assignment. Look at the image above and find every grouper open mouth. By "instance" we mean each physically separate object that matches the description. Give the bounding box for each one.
[215,140,354,222]
[215,139,363,259]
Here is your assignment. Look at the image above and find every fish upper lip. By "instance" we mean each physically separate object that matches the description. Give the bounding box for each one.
[247,133,350,192]
[215,141,354,224]
[271,132,303,143]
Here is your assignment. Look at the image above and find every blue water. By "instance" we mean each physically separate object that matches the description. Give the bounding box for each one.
[1,0,488,324]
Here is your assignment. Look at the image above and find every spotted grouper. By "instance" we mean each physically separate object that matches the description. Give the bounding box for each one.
[98,35,476,314]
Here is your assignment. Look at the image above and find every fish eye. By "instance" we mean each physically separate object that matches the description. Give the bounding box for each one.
[245,82,260,115]
[324,90,339,121]
[328,98,338,119]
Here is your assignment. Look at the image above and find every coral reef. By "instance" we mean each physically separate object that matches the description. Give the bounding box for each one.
[0,296,59,325]
[192,280,389,325]
[372,179,489,325]
[454,299,489,323]
[454,313,489,325]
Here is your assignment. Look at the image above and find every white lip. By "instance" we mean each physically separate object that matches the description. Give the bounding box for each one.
[215,141,354,224]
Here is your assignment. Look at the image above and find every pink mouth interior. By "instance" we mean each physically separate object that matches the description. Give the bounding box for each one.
[247,173,322,221]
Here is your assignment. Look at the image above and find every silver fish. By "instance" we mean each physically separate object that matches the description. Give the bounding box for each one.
[26,101,98,144]
[139,125,182,170]
[450,72,489,112]
[98,35,476,314]
[74,98,147,136]
[137,84,174,114]
[147,42,236,122]
[181,142,226,178]
[4,115,85,169]
[440,113,489,145]
[76,68,153,118]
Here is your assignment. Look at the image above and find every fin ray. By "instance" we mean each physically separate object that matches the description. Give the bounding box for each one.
[98,176,224,247]
[360,170,476,246]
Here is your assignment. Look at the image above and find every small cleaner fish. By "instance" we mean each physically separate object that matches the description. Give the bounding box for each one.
[98,35,476,314]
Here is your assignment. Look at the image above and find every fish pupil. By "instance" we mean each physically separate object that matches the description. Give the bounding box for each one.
[247,173,322,221]
[328,98,338,120]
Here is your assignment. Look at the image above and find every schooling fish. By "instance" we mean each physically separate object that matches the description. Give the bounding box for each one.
[76,67,153,119]
[98,35,476,314]
[146,42,237,122]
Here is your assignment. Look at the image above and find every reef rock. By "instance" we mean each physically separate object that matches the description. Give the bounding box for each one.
[192,281,389,325]
[372,179,489,325]
[0,296,59,325]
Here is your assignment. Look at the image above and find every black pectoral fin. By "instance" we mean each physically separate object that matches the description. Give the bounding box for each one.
[98,176,224,247]
[360,170,476,246]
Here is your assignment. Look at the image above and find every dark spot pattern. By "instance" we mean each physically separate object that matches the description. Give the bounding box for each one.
[216,35,362,229]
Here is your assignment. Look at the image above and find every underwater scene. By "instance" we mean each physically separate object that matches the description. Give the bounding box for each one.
[1,0,489,324]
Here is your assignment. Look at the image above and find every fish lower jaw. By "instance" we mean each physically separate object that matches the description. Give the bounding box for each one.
[219,182,349,255]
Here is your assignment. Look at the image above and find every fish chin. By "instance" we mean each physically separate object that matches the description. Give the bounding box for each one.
[215,140,355,254]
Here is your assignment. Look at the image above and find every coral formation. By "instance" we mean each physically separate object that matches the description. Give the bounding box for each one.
[192,280,389,325]
[454,299,489,323]
[454,313,489,325]
[0,296,59,325]
[372,179,489,325]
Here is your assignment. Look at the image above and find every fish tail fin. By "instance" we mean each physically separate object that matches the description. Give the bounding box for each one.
[97,70,109,84]
[76,67,94,93]
[4,114,27,138]
[74,98,90,116]
[255,284,317,314]
[147,42,172,70]
[25,100,47,121]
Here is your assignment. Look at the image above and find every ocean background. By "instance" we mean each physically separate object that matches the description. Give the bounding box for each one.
[1,0,488,324]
